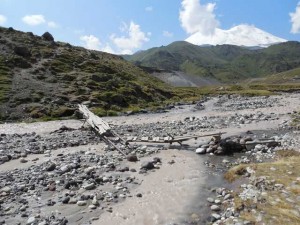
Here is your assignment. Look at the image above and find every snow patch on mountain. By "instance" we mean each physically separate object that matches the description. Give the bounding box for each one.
[186,24,287,47]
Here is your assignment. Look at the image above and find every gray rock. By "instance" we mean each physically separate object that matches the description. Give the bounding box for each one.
[127,154,138,162]
[77,200,87,206]
[225,210,233,218]
[84,167,95,174]
[141,161,154,170]
[0,156,9,162]
[1,186,12,193]
[207,197,214,203]
[211,213,221,221]
[91,217,99,221]
[60,165,70,174]
[62,197,70,204]
[46,163,56,171]
[89,204,97,209]
[42,32,54,41]
[20,158,28,163]
[14,46,31,57]
[83,183,95,190]
[211,205,221,211]
[195,148,206,154]
[27,217,36,225]
[224,193,233,200]
[214,199,222,204]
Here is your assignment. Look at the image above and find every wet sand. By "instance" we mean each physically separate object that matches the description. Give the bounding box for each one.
[92,149,207,225]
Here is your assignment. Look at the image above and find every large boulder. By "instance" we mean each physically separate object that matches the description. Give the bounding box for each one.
[14,46,31,57]
[42,32,54,41]
[220,139,244,154]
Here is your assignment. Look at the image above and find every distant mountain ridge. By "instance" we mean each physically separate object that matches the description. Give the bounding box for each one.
[125,41,300,83]
[186,25,287,47]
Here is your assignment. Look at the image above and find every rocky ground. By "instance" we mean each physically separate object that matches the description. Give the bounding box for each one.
[0,93,299,225]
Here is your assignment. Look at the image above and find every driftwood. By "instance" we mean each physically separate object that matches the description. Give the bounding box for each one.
[126,132,227,145]
[78,104,110,135]
[245,139,280,151]
[78,104,127,156]
[78,104,227,151]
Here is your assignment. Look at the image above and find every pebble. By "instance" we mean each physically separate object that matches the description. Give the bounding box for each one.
[211,205,221,211]
[83,183,95,190]
[20,158,28,163]
[207,197,215,203]
[27,217,36,225]
[195,148,206,154]
[211,213,221,221]
[141,161,155,170]
[77,201,87,206]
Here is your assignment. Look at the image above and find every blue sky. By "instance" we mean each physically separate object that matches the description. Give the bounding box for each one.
[0,0,299,54]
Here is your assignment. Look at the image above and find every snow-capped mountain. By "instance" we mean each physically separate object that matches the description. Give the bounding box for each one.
[186,24,287,47]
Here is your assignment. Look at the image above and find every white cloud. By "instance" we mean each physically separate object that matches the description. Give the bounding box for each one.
[0,15,7,25]
[48,21,58,28]
[22,14,46,26]
[290,2,300,34]
[179,0,219,35]
[110,21,149,54]
[101,44,115,54]
[80,35,101,50]
[163,30,174,37]
[145,6,153,12]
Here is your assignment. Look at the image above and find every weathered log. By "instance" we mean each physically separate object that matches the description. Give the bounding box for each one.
[78,104,110,135]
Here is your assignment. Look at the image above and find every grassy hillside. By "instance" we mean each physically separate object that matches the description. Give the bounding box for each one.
[126,41,300,83]
[247,67,300,84]
[0,27,177,121]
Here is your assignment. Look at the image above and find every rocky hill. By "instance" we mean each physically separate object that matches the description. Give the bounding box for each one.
[0,27,175,121]
[125,41,300,83]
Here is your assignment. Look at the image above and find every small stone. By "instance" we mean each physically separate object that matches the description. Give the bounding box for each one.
[62,197,70,204]
[68,198,77,204]
[119,194,126,198]
[207,197,214,203]
[136,193,142,197]
[83,183,95,190]
[46,163,56,171]
[214,199,222,204]
[102,177,109,182]
[20,158,28,163]
[141,161,154,170]
[211,205,221,211]
[224,194,233,200]
[0,156,9,162]
[89,205,97,209]
[92,197,99,206]
[1,186,12,193]
[77,200,87,206]
[91,217,99,221]
[20,205,27,211]
[225,210,233,218]
[211,213,221,221]
[84,167,95,174]
[195,148,206,154]
[222,159,230,164]
[27,217,36,225]
[127,154,138,162]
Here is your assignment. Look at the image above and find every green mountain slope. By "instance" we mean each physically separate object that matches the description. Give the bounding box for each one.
[126,41,300,83]
[0,27,175,121]
[248,67,300,84]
